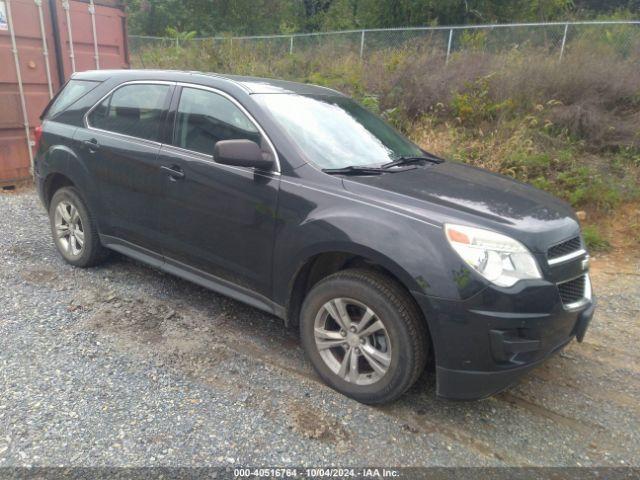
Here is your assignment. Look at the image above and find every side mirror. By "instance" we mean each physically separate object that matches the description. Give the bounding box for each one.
[213,139,274,170]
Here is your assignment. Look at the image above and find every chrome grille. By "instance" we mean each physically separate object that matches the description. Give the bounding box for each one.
[557,275,586,306]
[548,236,582,260]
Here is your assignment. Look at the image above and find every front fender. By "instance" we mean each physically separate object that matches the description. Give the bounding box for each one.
[272,177,482,307]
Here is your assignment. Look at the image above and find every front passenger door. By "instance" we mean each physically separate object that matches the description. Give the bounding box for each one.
[156,86,280,299]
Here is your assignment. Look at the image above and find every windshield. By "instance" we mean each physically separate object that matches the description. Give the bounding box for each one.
[254,94,424,169]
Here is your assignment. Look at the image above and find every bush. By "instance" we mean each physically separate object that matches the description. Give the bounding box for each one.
[582,225,612,251]
[131,35,640,153]
[130,35,640,248]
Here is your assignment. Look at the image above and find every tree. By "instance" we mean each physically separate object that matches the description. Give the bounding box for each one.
[124,0,630,37]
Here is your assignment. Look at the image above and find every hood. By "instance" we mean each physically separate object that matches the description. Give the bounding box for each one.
[341,161,580,253]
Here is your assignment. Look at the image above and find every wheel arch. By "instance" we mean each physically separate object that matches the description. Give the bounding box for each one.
[39,143,101,221]
[284,243,427,321]
[43,172,76,209]
[285,245,437,369]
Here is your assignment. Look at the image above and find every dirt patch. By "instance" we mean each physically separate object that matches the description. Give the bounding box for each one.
[20,268,59,287]
[379,402,528,465]
[286,401,350,444]
[81,291,227,357]
[496,392,606,436]
[90,303,167,345]
[588,202,640,262]
[11,243,49,260]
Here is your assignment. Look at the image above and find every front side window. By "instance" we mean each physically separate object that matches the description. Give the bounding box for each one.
[87,84,170,142]
[174,87,261,155]
[254,93,424,169]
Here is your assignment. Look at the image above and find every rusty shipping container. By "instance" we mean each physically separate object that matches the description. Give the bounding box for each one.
[0,0,129,186]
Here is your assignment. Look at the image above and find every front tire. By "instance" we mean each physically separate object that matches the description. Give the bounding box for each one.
[49,187,108,267]
[300,269,428,404]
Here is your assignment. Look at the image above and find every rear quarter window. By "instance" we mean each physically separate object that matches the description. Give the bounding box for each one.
[44,80,101,120]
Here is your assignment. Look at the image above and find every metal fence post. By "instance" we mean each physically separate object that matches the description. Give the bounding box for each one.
[5,0,34,175]
[446,28,453,64]
[35,0,54,98]
[128,20,640,68]
[559,23,569,62]
[88,0,100,68]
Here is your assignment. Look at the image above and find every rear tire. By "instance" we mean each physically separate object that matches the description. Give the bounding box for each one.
[300,268,428,404]
[49,187,108,267]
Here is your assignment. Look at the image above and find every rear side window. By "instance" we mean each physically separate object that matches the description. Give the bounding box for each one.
[173,87,261,155]
[87,84,170,142]
[45,80,100,119]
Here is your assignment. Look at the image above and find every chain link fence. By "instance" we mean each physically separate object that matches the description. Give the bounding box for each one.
[128,21,640,69]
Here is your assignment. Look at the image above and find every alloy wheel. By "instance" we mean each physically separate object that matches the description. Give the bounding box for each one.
[313,297,392,385]
[54,200,85,257]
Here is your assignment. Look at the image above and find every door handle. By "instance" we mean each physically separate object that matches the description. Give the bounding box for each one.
[160,165,185,180]
[82,139,100,152]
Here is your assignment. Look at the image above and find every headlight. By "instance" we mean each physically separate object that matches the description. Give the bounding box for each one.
[445,224,541,287]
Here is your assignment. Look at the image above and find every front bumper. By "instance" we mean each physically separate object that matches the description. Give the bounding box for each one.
[413,280,595,401]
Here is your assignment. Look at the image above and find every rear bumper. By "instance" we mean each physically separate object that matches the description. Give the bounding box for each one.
[413,283,595,401]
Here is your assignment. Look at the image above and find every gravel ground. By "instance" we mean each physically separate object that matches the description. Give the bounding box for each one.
[0,188,638,467]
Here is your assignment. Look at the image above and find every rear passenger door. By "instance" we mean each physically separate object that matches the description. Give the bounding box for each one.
[75,82,174,254]
[155,85,280,299]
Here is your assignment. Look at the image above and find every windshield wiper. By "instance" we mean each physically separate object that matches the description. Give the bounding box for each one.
[322,166,387,175]
[381,155,444,169]
[323,155,444,175]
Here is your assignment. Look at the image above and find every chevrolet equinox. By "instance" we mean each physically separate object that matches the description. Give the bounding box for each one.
[35,70,595,404]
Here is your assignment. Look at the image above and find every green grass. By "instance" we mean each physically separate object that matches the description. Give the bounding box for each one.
[582,225,612,251]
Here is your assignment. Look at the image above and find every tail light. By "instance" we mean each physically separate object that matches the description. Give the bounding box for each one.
[34,125,43,152]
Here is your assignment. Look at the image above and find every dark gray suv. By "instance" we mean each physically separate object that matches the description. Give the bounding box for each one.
[34,70,595,404]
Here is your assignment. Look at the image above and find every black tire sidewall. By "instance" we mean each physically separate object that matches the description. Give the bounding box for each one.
[300,273,421,403]
[49,187,98,267]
